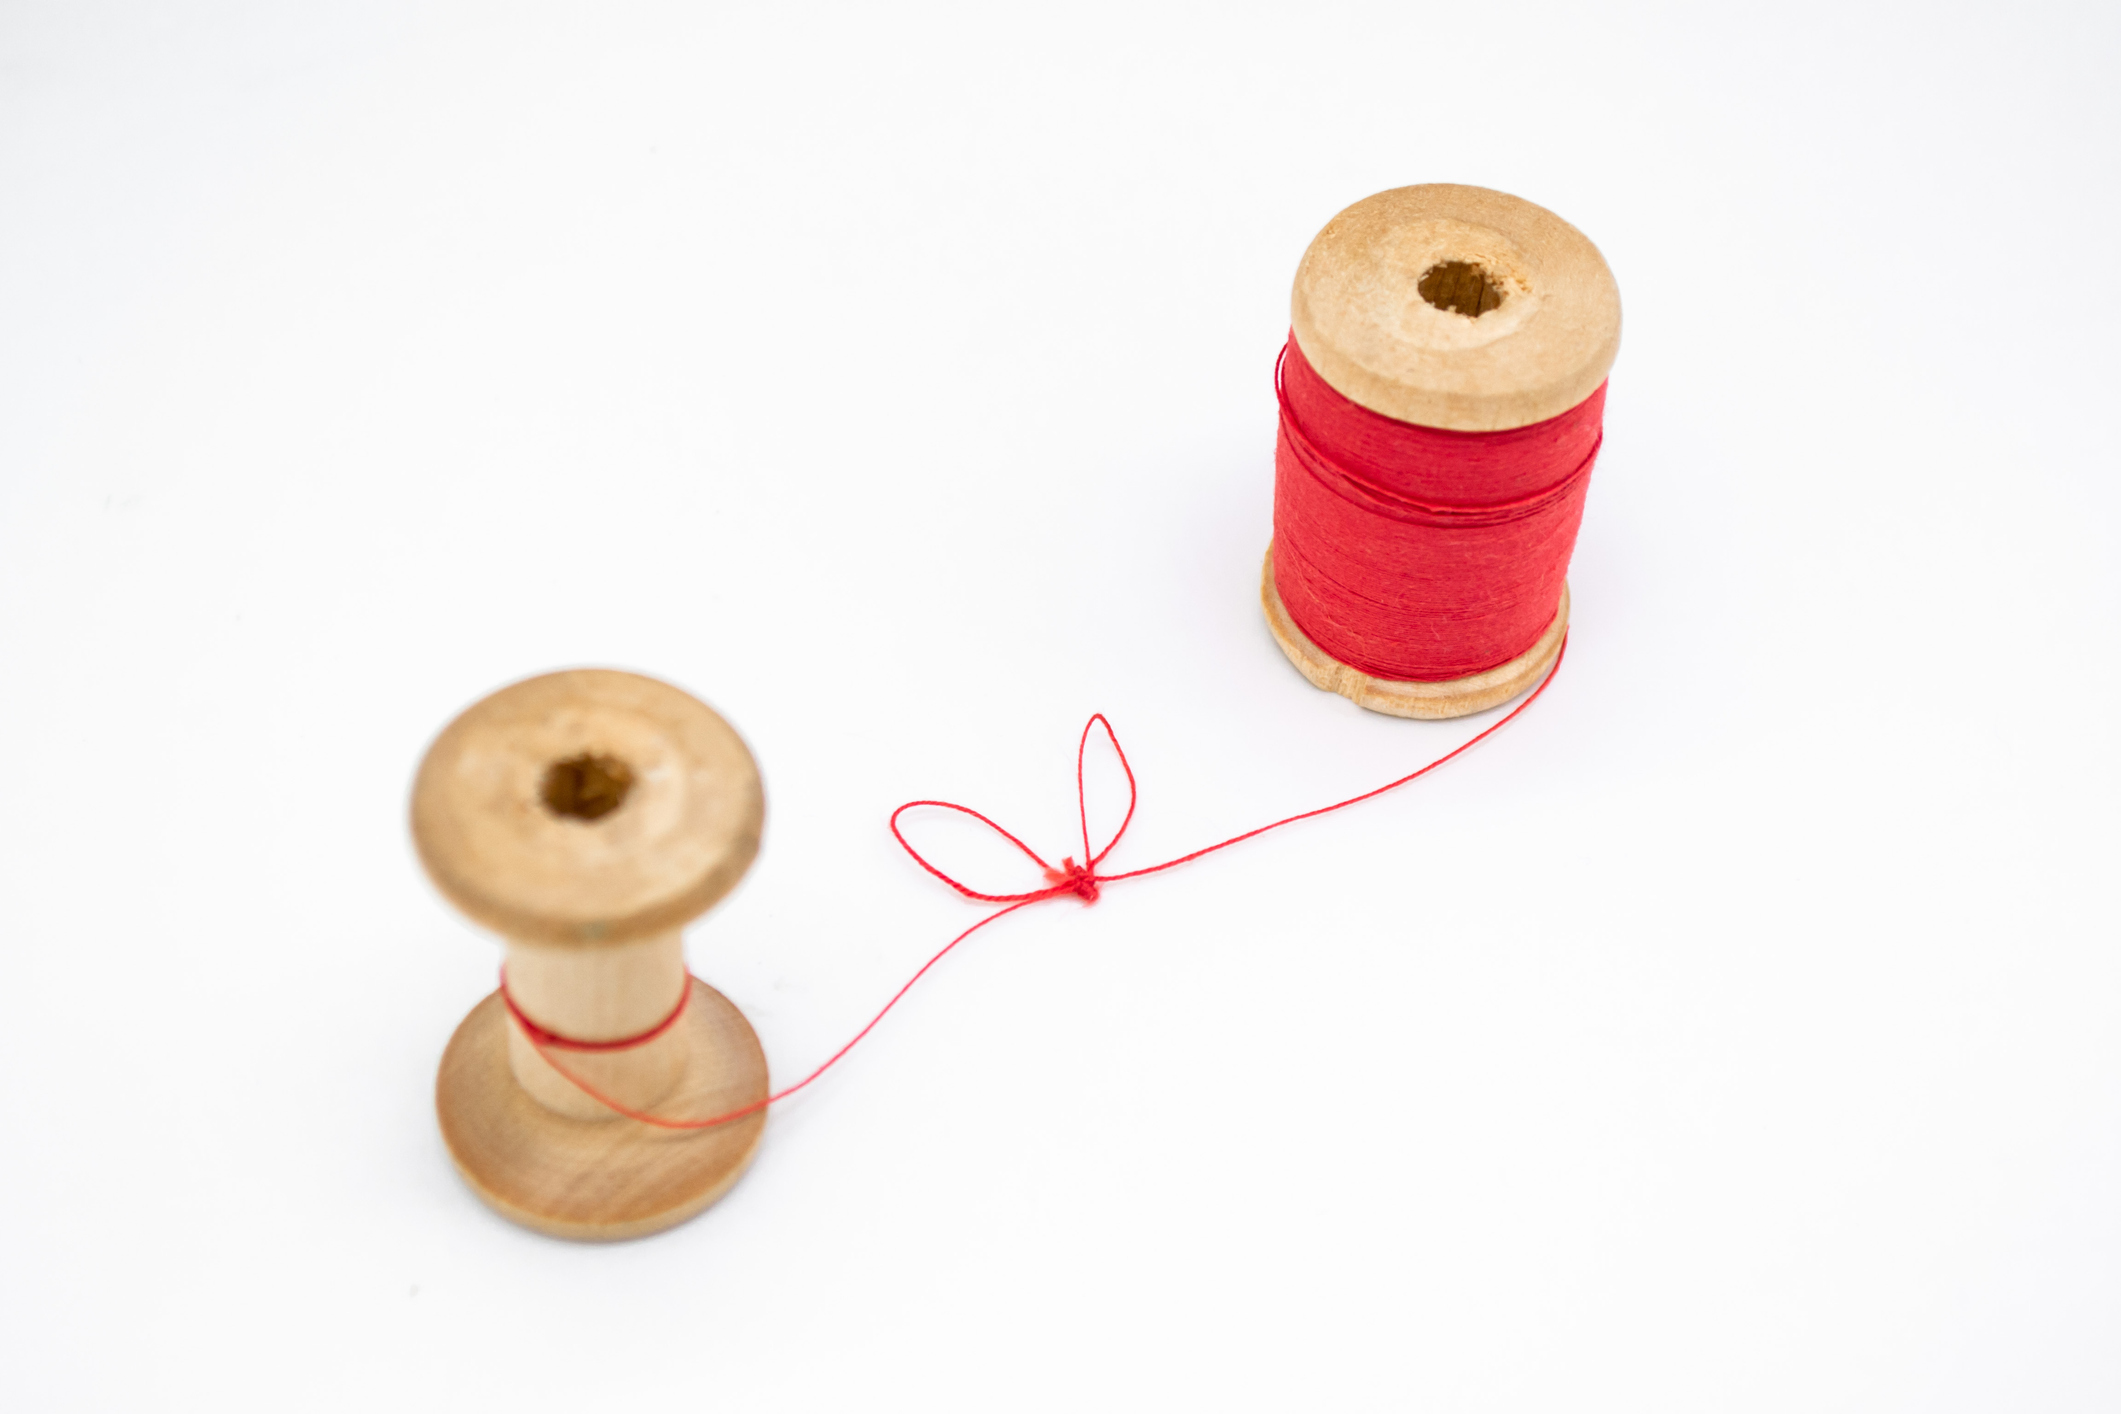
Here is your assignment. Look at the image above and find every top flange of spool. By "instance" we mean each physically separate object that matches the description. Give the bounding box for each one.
[1290,184,1621,432]
[411,669,763,948]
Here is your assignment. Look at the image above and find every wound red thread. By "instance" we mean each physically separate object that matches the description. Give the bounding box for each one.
[510,638,1567,1131]
[499,967,690,1051]
[1274,336,1604,681]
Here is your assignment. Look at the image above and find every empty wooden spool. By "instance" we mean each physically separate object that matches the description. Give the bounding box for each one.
[1264,183,1621,719]
[413,668,769,1240]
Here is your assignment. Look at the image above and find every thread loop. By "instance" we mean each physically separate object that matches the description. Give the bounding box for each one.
[498,967,691,1051]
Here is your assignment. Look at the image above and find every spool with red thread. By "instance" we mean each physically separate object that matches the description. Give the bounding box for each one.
[414,668,771,1241]
[1263,184,1622,718]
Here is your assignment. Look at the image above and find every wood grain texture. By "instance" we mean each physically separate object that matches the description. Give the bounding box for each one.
[411,668,763,948]
[503,931,691,1120]
[1290,184,1621,432]
[413,669,771,1238]
[1262,550,1567,719]
[437,979,768,1241]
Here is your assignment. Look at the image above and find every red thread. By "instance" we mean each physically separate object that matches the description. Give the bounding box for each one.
[499,967,690,1051]
[1273,336,1605,681]
[509,638,1567,1130]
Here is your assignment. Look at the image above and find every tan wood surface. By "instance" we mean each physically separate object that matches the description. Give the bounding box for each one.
[503,930,692,1119]
[1290,184,1621,432]
[413,668,771,1238]
[437,979,768,1241]
[412,668,763,948]
[1262,550,1568,719]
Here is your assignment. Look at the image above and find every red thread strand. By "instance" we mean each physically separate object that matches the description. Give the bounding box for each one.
[509,637,1567,1130]
[499,966,691,1051]
[1273,336,1605,681]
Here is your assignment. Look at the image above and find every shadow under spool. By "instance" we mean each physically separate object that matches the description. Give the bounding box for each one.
[1264,183,1622,719]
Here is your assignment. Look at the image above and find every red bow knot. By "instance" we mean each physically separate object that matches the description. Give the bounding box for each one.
[1043,857,1101,904]
[891,714,1140,909]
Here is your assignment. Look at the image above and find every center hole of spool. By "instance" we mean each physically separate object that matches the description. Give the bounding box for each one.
[540,753,635,822]
[1418,260,1508,318]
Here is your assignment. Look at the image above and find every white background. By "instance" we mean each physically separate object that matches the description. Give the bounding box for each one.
[2,2,2116,1409]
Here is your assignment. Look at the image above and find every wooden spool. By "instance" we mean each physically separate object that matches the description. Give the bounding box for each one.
[1264,183,1621,719]
[412,669,769,1240]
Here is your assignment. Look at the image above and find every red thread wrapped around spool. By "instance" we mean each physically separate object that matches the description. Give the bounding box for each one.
[1262,184,1622,718]
[1275,341,1605,681]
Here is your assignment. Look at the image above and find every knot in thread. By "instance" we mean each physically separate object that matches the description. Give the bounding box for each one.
[1043,856,1100,904]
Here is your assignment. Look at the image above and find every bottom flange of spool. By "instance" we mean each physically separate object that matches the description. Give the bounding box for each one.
[1261,549,1569,720]
[436,978,769,1241]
